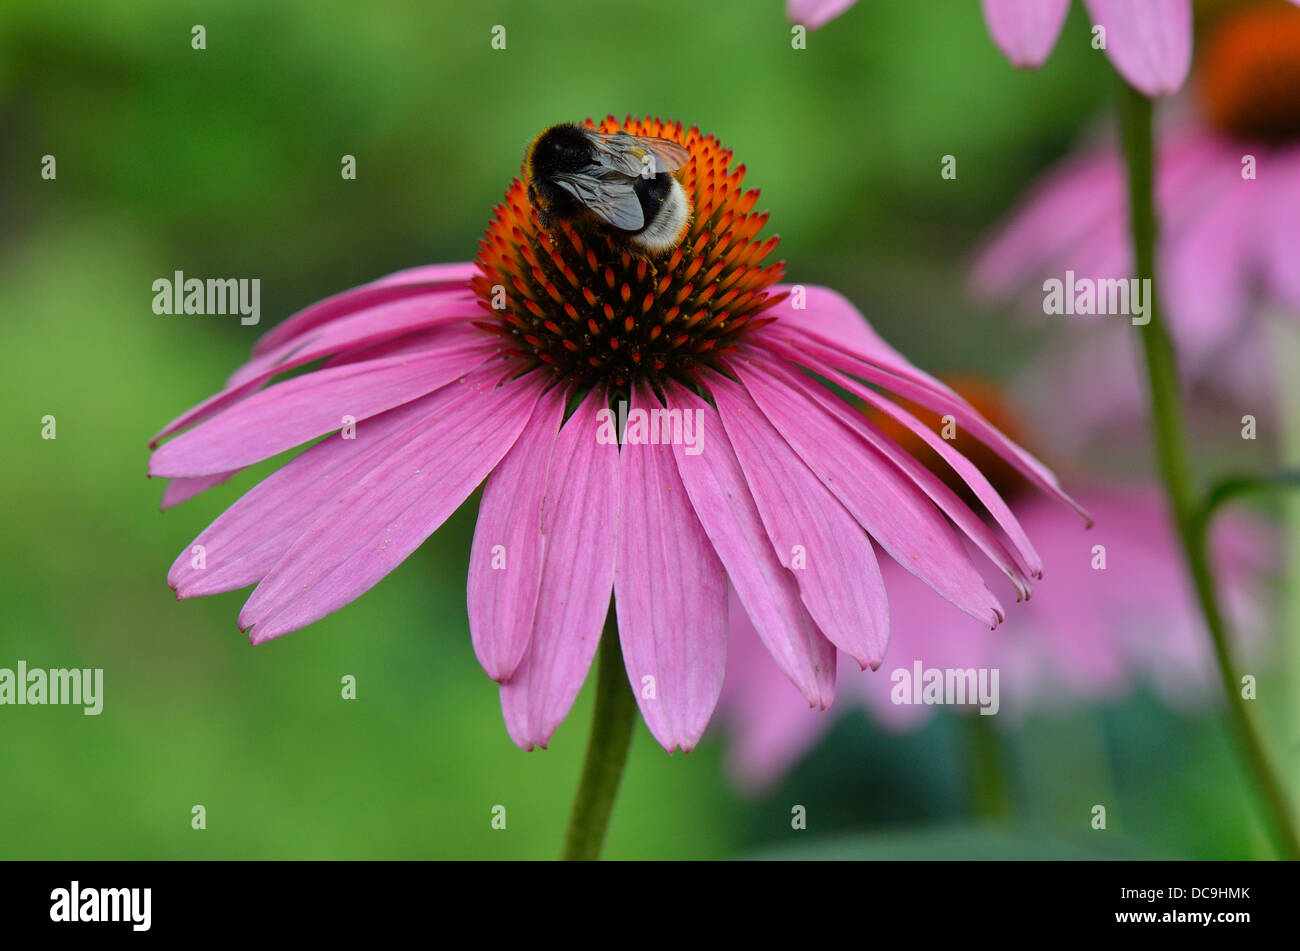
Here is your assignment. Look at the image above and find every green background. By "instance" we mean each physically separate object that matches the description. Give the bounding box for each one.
[0,0,1283,858]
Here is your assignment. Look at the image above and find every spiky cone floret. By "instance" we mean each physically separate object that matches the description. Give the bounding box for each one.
[472,116,784,390]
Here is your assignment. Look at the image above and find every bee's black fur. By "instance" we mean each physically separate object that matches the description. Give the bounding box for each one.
[526,124,594,229]
[526,123,674,237]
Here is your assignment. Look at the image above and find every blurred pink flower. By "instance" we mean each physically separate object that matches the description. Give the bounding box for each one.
[150,118,1083,754]
[721,486,1269,790]
[972,2,1300,438]
[788,0,1194,97]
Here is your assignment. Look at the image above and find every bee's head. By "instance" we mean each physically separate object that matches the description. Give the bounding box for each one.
[527,123,595,179]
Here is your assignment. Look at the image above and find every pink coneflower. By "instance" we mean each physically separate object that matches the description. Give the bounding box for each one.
[972,2,1300,432]
[150,117,1084,754]
[720,382,1268,790]
[788,0,1196,97]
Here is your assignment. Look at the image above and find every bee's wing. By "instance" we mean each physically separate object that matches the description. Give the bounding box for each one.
[551,171,645,230]
[590,132,691,178]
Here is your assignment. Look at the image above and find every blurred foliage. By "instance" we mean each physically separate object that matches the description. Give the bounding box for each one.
[0,0,1275,858]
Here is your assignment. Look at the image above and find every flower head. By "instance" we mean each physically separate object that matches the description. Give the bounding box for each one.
[972,1,1300,435]
[788,0,1196,97]
[472,118,782,390]
[150,117,1084,754]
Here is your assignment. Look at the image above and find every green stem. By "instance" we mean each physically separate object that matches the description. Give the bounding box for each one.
[1117,80,1300,859]
[561,608,637,860]
[964,713,1011,820]
[1277,324,1300,814]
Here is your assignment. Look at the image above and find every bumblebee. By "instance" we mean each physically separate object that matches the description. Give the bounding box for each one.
[525,123,692,255]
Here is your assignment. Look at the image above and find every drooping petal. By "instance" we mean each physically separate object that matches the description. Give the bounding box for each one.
[149,341,498,477]
[707,372,891,670]
[237,366,543,643]
[152,304,480,449]
[770,284,899,358]
[743,356,1035,596]
[719,589,842,791]
[980,0,1071,68]
[855,377,1041,574]
[1081,0,1192,97]
[787,0,859,30]
[168,387,469,599]
[721,354,1005,627]
[467,383,567,682]
[252,262,477,356]
[615,384,728,753]
[758,340,1041,580]
[500,389,620,750]
[228,294,480,389]
[765,321,1090,524]
[665,381,837,705]
[160,472,239,510]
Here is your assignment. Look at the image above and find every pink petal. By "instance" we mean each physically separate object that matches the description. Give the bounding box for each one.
[237,366,543,643]
[747,355,1035,596]
[981,0,1071,68]
[319,327,468,369]
[771,284,899,358]
[722,353,1006,627]
[168,387,469,599]
[1081,0,1192,97]
[500,389,620,750]
[1266,147,1300,310]
[707,372,891,670]
[615,384,728,753]
[370,262,482,288]
[665,381,837,705]
[970,150,1126,299]
[719,588,840,791]
[467,384,567,682]
[252,262,477,356]
[228,294,480,388]
[765,319,1090,524]
[160,472,239,510]
[787,0,859,30]
[152,300,480,448]
[1160,163,1260,361]
[763,340,1041,579]
[852,379,1042,578]
[971,130,1225,303]
[149,341,498,477]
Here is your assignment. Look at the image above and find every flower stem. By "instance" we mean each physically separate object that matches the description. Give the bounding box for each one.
[963,713,1011,820]
[1117,80,1300,859]
[1277,324,1300,814]
[561,608,637,860]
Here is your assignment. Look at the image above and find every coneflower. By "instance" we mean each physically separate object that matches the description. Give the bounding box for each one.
[790,0,1197,97]
[149,116,1084,854]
